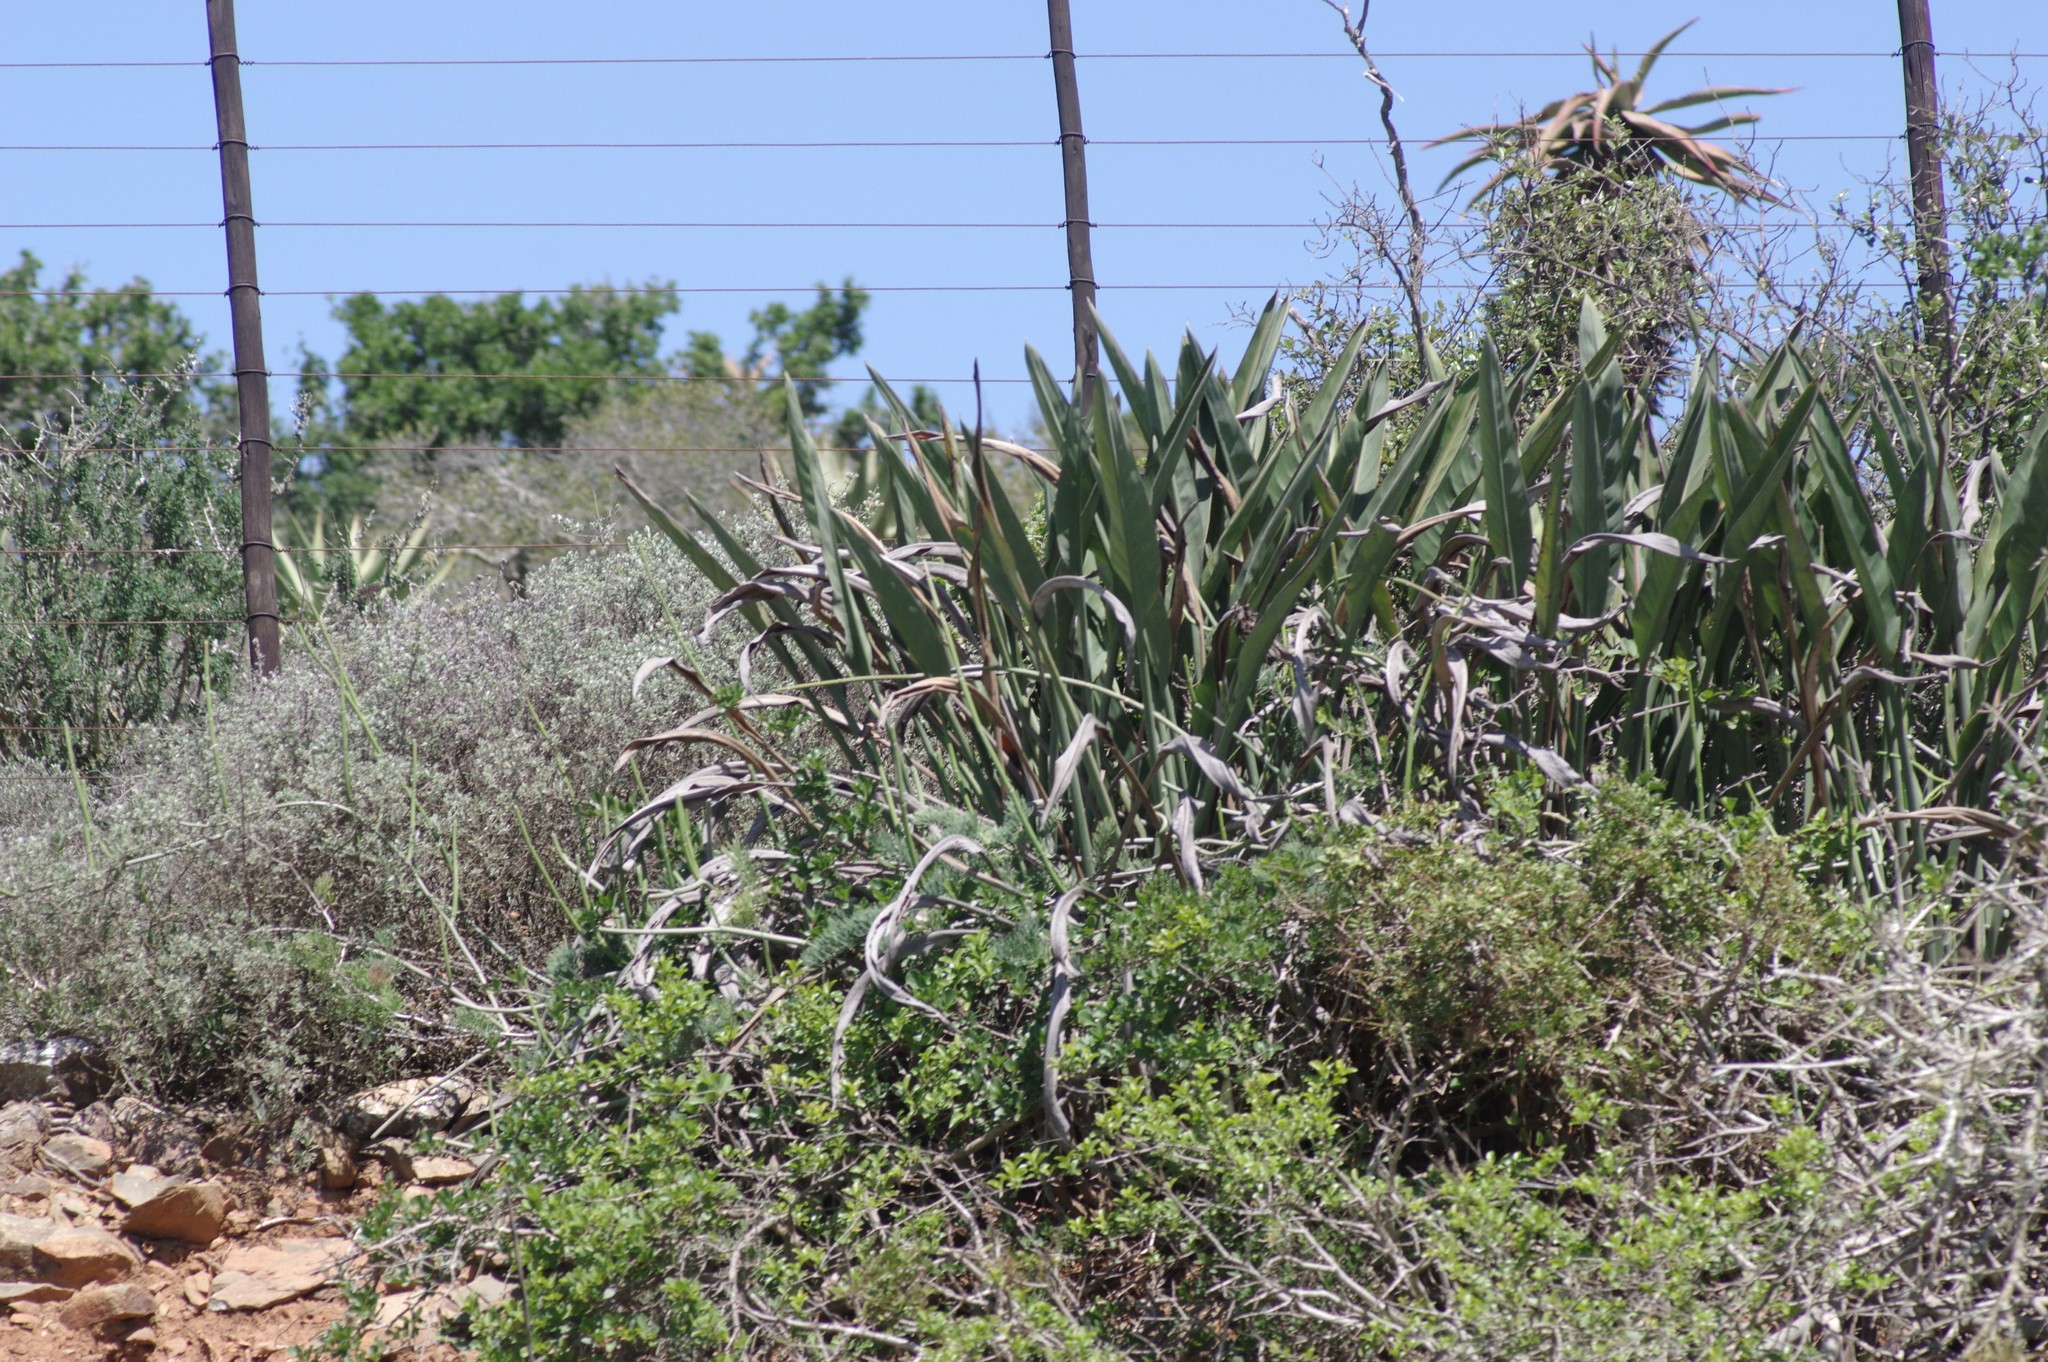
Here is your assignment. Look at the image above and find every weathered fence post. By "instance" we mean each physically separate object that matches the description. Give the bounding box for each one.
[1896,0,1953,377]
[204,0,281,674]
[1046,0,1099,408]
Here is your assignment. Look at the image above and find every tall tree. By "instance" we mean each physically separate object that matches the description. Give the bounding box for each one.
[290,284,679,519]
[681,280,870,418]
[0,252,224,444]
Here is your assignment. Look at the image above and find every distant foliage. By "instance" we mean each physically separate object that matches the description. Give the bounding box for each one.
[289,282,878,584]
[0,250,227,443]
[290,284,682,522]
[680,280,870,420]
[313,285,679,450]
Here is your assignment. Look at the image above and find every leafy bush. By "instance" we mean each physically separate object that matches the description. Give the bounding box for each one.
[0,378,241,768]
[0,250,227,441]
[317,786,2048,1361]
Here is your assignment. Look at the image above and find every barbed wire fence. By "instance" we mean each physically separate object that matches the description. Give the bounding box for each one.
[3,10,2042,777]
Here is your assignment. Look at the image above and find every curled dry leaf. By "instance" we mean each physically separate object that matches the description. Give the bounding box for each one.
[1171,796,1204,892]
[633,655,714,702]
[1031,575,1139,654]
[1159,733,1255,803]
[737,622,835,694]
[1040,715,1105,827]
[1566,530,1732,564]
[858,835,984,1023]
[1041,885,1086,1146]
[613,725,789,777]
[1476,730,1590,788]
[590,761,784,877]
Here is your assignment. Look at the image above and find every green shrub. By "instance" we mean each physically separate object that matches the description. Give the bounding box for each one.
[320,788,1926,1361]
[0,378,241,768]
[1311,784,1845,1144]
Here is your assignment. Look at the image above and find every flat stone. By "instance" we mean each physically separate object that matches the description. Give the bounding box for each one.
[40,1134,113,1181]
[467,1273,512,1308]
[371,1288,430,1331]
[181,1269,211,1309]
[207,1238,352,1311]
[0,1174,52,1199]
[123,1181,229,1245]
[407,1157,475,1187]
[0,1280,70,1304]
[0,1102,47,1152]
[32,1226,138,1288]
[109,1167,164,1210]
[0,1212,54,1275]
[128,1325,159,1348]
[371,1274,512,1335]
[56,1281,154,1332]
[337,1075,486,1142]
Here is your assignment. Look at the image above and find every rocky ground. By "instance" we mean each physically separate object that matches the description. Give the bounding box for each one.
[0,1047,500,1362]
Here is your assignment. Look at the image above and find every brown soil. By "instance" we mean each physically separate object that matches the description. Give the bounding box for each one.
[1,1122,463,1362]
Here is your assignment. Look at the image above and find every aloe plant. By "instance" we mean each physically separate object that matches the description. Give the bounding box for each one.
[273,508,453,616]
[1431,22,1788,202]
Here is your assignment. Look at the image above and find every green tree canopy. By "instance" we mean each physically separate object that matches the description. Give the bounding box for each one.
[682,280,869,418]
[293,281,875,522]
[0,251,221,444]
[307,283,681,451]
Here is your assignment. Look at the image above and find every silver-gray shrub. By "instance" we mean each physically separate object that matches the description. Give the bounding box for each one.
[0,528,747,1111]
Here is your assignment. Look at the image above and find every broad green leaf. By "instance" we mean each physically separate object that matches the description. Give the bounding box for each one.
[1475,339,1533,586]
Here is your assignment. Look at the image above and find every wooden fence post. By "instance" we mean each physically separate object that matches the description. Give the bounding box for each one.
[204,0,281,674]
[1046,0,1099,407]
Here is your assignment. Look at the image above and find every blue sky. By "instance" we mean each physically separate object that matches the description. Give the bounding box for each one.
[8,2,2047,429]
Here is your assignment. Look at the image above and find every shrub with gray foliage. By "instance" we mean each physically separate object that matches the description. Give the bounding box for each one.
[0,529,749,1111]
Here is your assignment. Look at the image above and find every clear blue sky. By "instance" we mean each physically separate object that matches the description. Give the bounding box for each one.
[8,2,2046,429]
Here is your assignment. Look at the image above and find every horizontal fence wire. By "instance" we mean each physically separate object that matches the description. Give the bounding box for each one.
[1,725,202,732]
[2,51,2043,70]
[0,134,1912,152]
[0,444,1013,455]
[0,277,1923,305]
[0,366,1048,376]
[0,218,1903,231]
[0,614,303,626]
[6,543,635,556]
